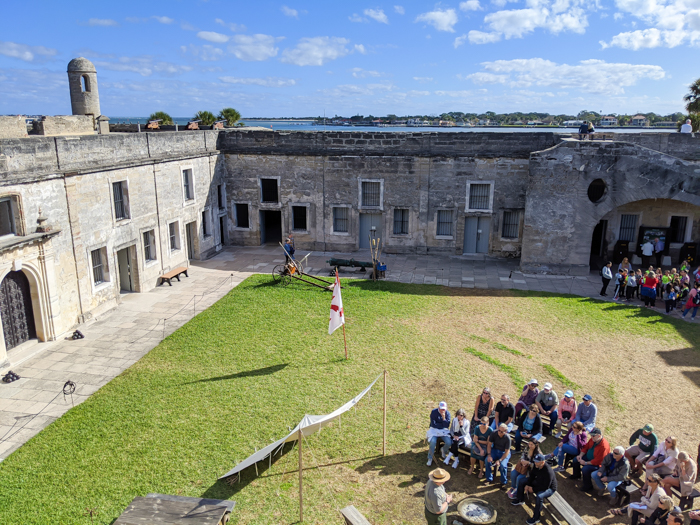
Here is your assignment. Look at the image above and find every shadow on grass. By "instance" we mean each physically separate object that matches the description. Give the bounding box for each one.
[184,363,289,384]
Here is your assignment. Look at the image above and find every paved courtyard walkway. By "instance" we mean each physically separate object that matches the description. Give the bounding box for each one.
[0,245,689,460]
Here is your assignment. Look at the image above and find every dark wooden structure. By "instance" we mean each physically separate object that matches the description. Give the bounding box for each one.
[340,505,372,525]
[160,267,189,286]
[114,493,234,525]
[544,492,587,525]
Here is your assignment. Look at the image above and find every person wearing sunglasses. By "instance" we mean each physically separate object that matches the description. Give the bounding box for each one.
[592,446,630,502]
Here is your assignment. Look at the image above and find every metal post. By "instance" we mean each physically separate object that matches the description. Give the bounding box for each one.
[298,428,303,522]
[383,370,387,456]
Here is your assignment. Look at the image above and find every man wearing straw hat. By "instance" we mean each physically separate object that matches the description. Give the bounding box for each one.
[425,468,452,524]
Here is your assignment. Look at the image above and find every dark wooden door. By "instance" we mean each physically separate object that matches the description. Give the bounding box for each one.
[1,270,36,350]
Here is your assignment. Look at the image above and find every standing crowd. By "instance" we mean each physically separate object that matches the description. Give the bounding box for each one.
[424,380,698,525]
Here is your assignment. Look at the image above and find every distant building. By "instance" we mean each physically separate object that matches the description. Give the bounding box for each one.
[599,116,618,126]
[631,115,648,126]
[527,120,544,126]
[562,120,585,127]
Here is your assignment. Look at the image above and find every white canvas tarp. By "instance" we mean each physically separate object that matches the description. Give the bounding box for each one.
[219,373,382,479]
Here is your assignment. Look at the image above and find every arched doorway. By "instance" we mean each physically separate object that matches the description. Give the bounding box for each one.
[0,270,37,351]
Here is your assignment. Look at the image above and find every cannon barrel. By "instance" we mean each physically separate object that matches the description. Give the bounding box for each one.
[326,258,373,268]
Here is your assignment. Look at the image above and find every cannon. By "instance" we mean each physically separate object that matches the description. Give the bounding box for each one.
[327,258,373,273]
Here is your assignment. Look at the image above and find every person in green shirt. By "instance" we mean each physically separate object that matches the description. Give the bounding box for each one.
[625,423,659,476]
[424,468,452,525]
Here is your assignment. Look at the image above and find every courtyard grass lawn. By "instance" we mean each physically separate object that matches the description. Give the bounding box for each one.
[1,275,699,524]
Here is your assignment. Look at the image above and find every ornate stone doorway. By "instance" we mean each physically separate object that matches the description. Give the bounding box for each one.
[0,270,37,351]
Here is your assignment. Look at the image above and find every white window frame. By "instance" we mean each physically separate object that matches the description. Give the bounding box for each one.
[88,246,110,292]
[358,179,384,211]
[111,179,130,222]
[667,212,693,245]
[391,207,410,236]
[168,220,181,253]
[290,202,310,233]
[181,165,195,206]
[435,209,455,239]
[465,181,495,213]
[232,202,251,230]
[331,205,351,236]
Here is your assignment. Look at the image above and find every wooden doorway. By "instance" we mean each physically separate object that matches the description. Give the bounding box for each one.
[0,270,37,351]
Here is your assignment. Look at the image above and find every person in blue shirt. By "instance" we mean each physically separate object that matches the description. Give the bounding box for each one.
[283,236,295,264]
[573,395,597,432]
[426,401,452,466]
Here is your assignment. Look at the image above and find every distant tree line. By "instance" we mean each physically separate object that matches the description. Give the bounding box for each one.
[147,108,243,127]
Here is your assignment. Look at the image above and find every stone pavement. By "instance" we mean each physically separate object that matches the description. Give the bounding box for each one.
[0,245,689,461]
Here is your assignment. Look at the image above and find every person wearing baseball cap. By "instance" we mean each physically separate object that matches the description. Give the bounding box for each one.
[424,468,452,525]
[426,402,452,466]
[592,446,630,502]
[573,394,597,432]
[554,390,577,439]
[625,423,658,476]
[572,427,610,491]
[535,382,559,436]
[514,379,539,417]
[511,453,557,525]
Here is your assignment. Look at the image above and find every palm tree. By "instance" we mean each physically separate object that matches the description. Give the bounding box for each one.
[193,111,216,126]
[148,111,173,125]
[684,77,700,114]
[218,107,241,127]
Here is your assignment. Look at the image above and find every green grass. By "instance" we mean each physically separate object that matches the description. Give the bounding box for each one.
[542,364,580,390]
[469,334,529,357]
[464,347,526,388]
[0,277,697,525]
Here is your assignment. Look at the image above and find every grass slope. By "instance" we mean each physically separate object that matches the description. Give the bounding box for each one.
[0,276,698,525]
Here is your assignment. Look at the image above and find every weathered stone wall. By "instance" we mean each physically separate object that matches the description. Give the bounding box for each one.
[0,116,28,139]
[32,116,94,136]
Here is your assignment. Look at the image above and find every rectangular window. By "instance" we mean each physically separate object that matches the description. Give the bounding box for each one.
[169,221,180,250]
[333,207,349,233]
[235,204,249,228]
[469,184,491,210]
[91,248,105,285]
[618,214,638,241]
[502,211,520,239]
[436,210,453,236]
[292,206,307,231]
[202,211,209,237]
[361,181,381,207]
[669,216,688,243]
[182,169,193,201]
[143,230,156,261]
[261,178,278,203]
[393,208,409,234]
[113,181,129,220]
[217,184,224,210]
[0,199,15,236]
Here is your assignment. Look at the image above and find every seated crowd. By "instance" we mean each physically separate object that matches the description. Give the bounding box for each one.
[424,379,698,525]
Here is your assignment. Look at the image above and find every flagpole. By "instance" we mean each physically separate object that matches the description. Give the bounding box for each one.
[336,268,348,360]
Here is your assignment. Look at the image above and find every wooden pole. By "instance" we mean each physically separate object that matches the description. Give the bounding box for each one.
[383,370,387,456]
[298,428,303,523]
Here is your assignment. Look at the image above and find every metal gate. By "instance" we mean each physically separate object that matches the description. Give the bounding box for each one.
[0,270,36,350]
[463,216,491,254]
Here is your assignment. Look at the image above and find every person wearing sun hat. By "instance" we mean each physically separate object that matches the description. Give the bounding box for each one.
[555,390,577,438]
[424,468,452,525]
[625,423,659,476]
[573,394,597,432]
[536,382,559,436]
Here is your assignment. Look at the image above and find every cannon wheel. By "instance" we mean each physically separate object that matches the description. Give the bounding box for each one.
[272,265,287,284]
[292,260,303,275]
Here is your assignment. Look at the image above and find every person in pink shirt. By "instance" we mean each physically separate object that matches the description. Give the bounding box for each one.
[682,282,700,321]
[554,390,577,438]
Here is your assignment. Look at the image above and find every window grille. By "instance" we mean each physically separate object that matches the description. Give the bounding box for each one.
[333,207,349,232]
[235,204,249,228]
[393,209,409,234]
[502,211,520,239]
[469,184,491,210]
[436,210,453,236]
[113,182,127,220]
[292,206,307,231]
[670,216,688,243]
[361,181,381,207]
[618,214,638,241]
[261,179,278,203]
[183,170,193,200]
[91,249,104,284]
[143,231,155,261]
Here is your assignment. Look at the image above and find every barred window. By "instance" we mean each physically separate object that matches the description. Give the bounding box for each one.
[235,204,249,228]
[469,184,491,210]
[113,181,129,220]
[143,230,156,261]
[91,248,105,285]
[361,181,381,207]
[182,169,193,201]
[333,207,349,233]
[670,216,688,243]
[292,206,307,231]
[502,211,520,239]
[393,208,409,235]
[618,214,638,241]
[436,210,453,236]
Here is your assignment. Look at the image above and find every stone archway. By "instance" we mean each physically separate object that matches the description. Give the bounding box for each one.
[0,270,37,350]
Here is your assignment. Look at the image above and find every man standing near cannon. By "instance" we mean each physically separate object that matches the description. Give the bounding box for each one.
[283,235,295,264]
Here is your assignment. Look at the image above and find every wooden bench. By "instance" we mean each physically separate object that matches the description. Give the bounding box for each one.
[115,493,234,525]
[160,266,188,286]
[340,505,372,525]
[670,485,700,510]
[544,491,588,525]
[615,482,640,507]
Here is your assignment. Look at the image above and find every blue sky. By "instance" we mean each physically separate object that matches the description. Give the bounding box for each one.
[0,1,697,117]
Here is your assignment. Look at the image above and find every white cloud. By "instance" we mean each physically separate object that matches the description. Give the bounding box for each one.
[88,18,118,27]
[229,34,281,61]
[215,18,246,32]
[220,76,296,87]
[454,35,468,47]
[394,5,405,14]
[349,13,366,22]
[482,0,590,40]
[95,57,193,77]
[181,22,197,31]
[281,37,351,66]
[614,12,625,19]
[364,8,389,23]
[281,6,299,18]
[152,16,174,24]
[468,30,502,43]
[181,44,225,61]
[466,58,665,95]
[415,8,459,32]
[354,44,367,54]
[197,31,230,43]
[0,41,57,62]
[351,67,381,78]
[413,76,433,82]
[434,90,474,97]
[460,0,483,11]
